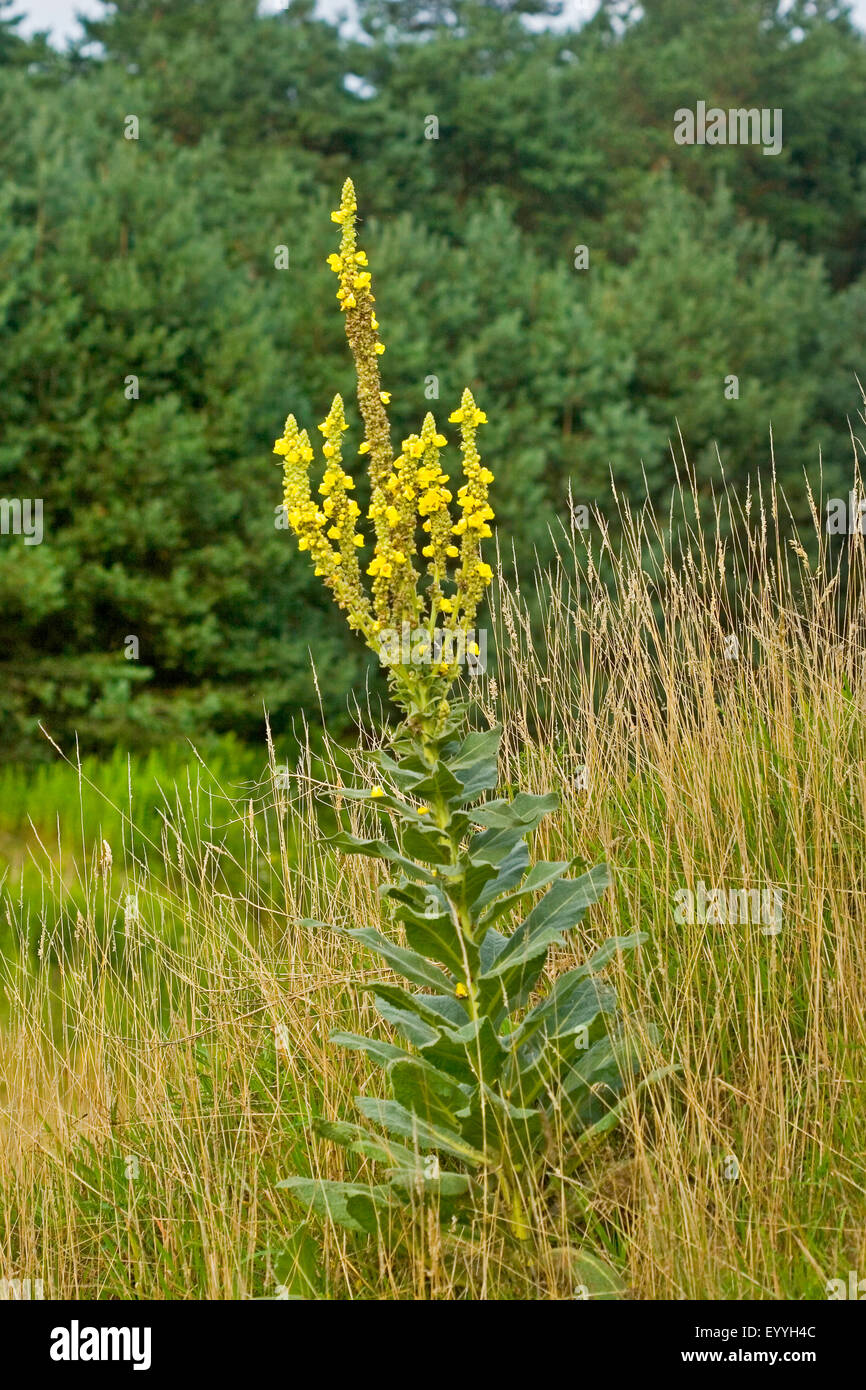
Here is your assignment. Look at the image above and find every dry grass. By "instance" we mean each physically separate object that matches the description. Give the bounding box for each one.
[1,461,865,1299]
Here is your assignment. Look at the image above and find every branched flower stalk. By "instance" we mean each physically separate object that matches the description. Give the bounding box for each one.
[275,182,663,1264]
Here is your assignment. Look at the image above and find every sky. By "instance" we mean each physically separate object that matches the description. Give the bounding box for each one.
[14,0,866,44]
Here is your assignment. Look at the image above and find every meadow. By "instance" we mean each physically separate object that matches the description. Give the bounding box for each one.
[1,468,863,1300]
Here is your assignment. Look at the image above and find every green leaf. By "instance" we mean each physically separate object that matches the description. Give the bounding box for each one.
[371,988,449,1049]
[566,1249,627,1301]
[313,1117,420,1170]
[460,857,503,908]
[330,832,436,883]
[478,859,573,925]
[370,986,469,1057]
[470,791,560,832]
[481,864,613,980]
[580,931,648,973]
[516,973,618,1049]
[407,762,464,805]
[457,1082,541,1155]
[354,1097,488,1165]
[398,904,479,977]
[437,1014,507,1083]
[277,1177,393,1236]
[505,978,618,1105]
[369,750,429,794]
[561,1033,635,1102]
[347,926,456,992]
[470,840,533,913]
[387,1056,468,1129]
[443,726,502,802]
[386,1170,473,1201]
[271,1225,321,1300]
[368,987,486,1083]
[468,825,528,867]
[400,821,455,865]
[328,1031,410,1070]
[479,927,509,972]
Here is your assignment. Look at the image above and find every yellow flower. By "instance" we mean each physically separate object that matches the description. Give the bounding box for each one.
[370,786,384,798]
[279,406,374,639]
[275,180,496,696]
[455,982,469,999]
[417,805,430,815]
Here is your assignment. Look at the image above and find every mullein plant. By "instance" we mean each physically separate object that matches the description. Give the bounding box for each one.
[275,181,657,1258]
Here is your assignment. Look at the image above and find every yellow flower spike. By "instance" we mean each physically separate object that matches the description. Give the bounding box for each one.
[285,394,374,638]
[275,181,496,705]
[332,178,393,529]
[451,388,494,631]
[413,412,457,618]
